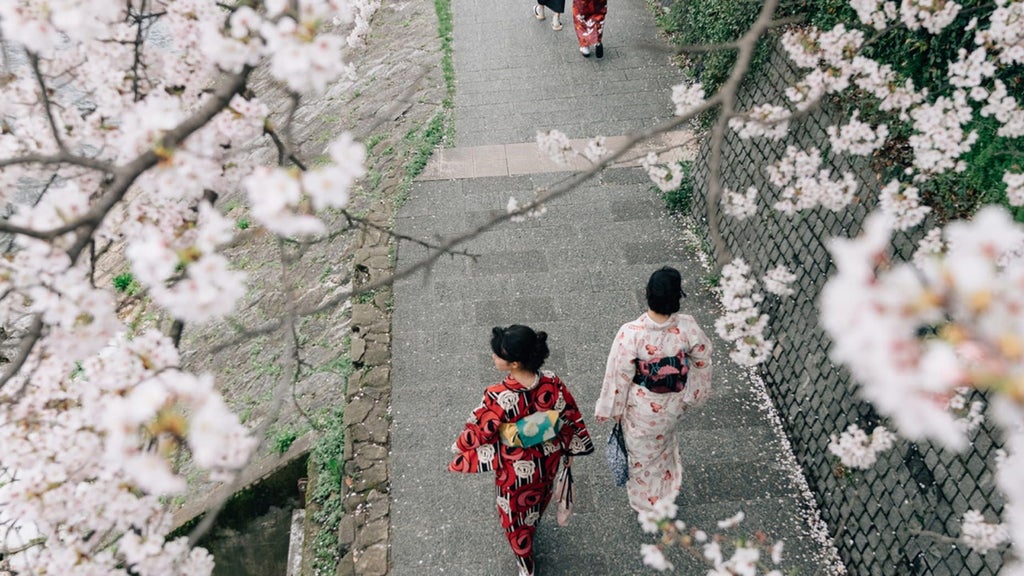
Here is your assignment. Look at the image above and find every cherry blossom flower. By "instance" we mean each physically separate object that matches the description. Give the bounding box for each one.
[671,81,706,117]
[849,0,897,29]
[642,544,673,571]
[642,152,685,192]
[729,105,790,140]
[900,0,963,34]
[766,147,859,214]
[537,129,576,165]
[828,424,897,469]
[961,510,1011,554]
[1005,170,1024,206]
[722,186,759,219]
[762,265,797,297]
[878,180,930,230]
[583,136,608,163]
[827,112,889,156]
[715,259,774,366]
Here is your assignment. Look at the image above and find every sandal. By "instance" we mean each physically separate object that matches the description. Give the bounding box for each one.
[533,5,545,20]
[551,15,563,30]
[580,46,591,57]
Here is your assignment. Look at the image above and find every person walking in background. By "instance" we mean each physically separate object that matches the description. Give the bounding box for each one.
[533,0,565,31]
[572,0,607,57]
[450,325,594,576]
[595,267,713,514]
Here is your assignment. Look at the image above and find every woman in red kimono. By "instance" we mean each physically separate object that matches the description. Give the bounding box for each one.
[450,325,593,576]
[573,0,607,58]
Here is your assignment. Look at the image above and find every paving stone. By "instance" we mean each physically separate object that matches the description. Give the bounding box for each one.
[385,0,841,574]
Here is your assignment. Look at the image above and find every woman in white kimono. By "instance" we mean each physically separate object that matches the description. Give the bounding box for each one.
[595,267,713,514]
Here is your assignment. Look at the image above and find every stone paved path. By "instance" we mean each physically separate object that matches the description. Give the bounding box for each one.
[389,0,839,574]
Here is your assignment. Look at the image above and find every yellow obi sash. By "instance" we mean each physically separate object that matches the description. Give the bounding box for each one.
[498,410,562,448]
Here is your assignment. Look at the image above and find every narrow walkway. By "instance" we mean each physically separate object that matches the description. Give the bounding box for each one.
[390,0,837,574]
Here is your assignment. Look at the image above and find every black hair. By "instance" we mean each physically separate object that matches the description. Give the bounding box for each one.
[646,266,685,315]
[490,325,550,372]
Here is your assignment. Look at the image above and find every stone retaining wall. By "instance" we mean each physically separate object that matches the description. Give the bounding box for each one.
[336,213,394,576]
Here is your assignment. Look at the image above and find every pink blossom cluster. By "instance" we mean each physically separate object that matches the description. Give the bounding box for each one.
[878,179,931,230]
[729,104,791,140]
[849,0,898,29]
[639,503,786,575]
[827,424,897,469]
[714,259,775,366]
[1,0,374,572]
[536,129,576,165]
[641,152,686,192]
[671,81,706,118]
[722,186,760,219]
[961,510,1011,554]
[766,146,859,214]
[821,206,1024,565]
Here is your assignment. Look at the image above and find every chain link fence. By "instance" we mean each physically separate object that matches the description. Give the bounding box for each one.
[686,41,1010,575]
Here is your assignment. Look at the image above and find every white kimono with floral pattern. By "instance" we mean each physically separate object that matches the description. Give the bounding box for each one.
[595,313,713,513]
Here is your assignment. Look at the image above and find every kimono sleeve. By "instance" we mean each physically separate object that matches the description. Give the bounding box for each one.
[557,381,594,456]
[448,392,502,474]
[682,317,713,407]
[595,324,634,420]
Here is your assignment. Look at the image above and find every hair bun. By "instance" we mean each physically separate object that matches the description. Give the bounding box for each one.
[492,326,504,338]
[536,331,548,344]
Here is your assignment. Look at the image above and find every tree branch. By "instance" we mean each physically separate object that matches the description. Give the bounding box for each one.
[27,52,67,153]
[263,122,308,170]
[0,152,114,173]
[0,315,43,392]
[705,0,783,270]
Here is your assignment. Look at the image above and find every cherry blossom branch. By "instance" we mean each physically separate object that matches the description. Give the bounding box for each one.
[129,0,150,102]
[0,152,114,173]
[910,529,961,545]
[0,536,45,555]
[62,67,252,261]
[27,52,67,153]
[705,0,783,269]
[0,63,249,242]
[0,315,43,392]
[263,123,308,170]
[342,210,479,258]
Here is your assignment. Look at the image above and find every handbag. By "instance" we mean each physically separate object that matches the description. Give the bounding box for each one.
[605,421,629,487]
[554,456,573,526]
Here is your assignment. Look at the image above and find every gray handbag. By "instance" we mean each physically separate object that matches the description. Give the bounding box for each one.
[605,422,629,486]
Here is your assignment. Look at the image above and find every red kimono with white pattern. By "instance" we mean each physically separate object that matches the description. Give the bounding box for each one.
[449,370,593,574]
[595,313,713,514]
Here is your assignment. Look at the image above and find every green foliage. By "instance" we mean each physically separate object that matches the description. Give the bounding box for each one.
[659,0,773,103]
[364,133,386,153]
[661,160,694,214]
[308,409,346,574]
[113,272,140,295]
[354,289,376,304]
[321,353,353,377]
[236,218,250,230]
[435,0,455,110]
[272,429,299,454]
